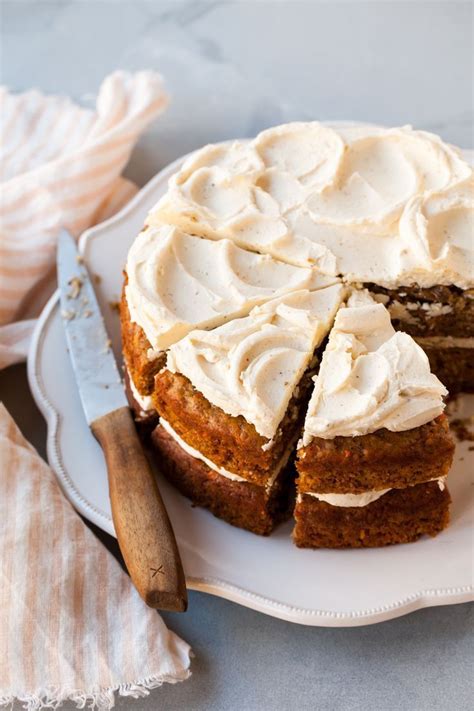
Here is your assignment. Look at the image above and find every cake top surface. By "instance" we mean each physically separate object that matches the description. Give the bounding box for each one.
[150,122,473,289]
[125,224,338,350]
[166,285,345,440]
[301,290,448,444]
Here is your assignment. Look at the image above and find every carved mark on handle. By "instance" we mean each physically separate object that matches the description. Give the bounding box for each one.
[150,565,164,578]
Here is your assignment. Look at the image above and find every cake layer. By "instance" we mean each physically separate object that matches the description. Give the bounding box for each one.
[125,223,338,351]
[153,369,308,487]
[150,122,473,289]
[293,480,451,548]
[296,415,454,494]
[151,424,294,535]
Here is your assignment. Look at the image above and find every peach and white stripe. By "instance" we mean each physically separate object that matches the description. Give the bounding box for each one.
[0,71,168,369]
[0,403,191,708]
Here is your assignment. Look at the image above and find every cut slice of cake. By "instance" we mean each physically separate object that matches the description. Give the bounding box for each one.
[294,290,455,548]
[121,223,338,419]
[151,284,345,534]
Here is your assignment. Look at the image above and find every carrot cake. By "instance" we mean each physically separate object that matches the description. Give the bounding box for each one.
[294,291,455,548]
[151,286,345,534]
[120,120,468,545]
[149,122,474,391]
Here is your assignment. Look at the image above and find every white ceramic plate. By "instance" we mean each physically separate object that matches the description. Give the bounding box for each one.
[28,146,474,627]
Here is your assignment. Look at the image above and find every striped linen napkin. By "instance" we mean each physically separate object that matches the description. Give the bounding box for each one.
[0,73,193,708]
[0,403,191,708]
[0,70,167,369]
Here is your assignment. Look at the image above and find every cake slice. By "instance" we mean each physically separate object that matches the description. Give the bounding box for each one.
[151,284,345,534]
[294,290,455,548]
[121,223,338,419]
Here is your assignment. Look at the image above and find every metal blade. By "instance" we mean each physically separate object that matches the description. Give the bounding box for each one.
[57,229,127,424]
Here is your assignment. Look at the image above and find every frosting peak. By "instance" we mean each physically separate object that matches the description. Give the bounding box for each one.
[301,290,448,443]
[150,122,473,288]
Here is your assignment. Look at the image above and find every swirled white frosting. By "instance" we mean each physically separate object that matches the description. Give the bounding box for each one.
[125,224,338,349]
[301,290,448,443]
[305,488,391,507]
[166,285,345,439]
[150,122,473,288]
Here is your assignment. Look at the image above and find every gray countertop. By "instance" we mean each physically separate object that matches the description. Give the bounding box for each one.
[1,2,473,709]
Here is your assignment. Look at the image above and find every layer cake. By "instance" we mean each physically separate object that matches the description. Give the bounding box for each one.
[119,121,469,544]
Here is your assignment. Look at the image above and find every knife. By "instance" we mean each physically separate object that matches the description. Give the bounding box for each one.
[57,229,187,612]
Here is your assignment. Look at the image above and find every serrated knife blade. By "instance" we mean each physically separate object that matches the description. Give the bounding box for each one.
[57,229,127,424]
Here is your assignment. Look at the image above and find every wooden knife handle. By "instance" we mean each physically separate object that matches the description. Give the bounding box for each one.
[91,406,187,612]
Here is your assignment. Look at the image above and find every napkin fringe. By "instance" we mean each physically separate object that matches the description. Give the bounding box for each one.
[0,670,192,711]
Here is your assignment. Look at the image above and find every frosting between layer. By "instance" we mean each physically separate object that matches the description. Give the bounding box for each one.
[166,285,345,440]
[301,476,447,508]
[301,290,447,443]
[150,123,473,288]
[125,223,338,350]
[304,488,391,507]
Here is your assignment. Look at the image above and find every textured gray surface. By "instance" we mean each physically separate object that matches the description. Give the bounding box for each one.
[1,1,473,709]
